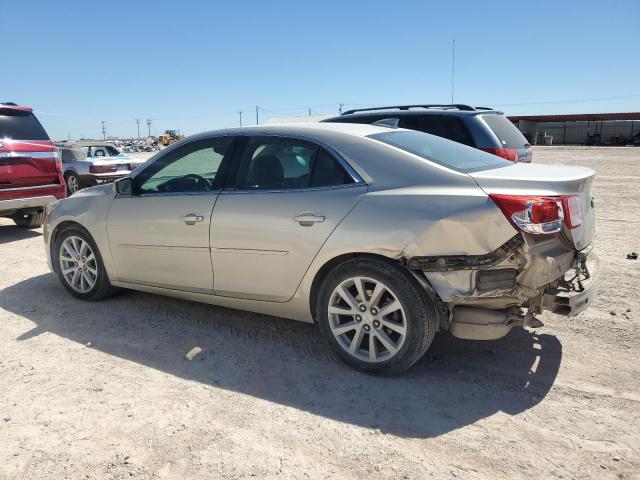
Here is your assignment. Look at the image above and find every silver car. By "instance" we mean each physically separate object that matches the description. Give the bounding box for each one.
[57,142,145,195]
[44,123,598,374]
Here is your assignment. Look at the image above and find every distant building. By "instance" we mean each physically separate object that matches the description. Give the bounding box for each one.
[508,112,640,146]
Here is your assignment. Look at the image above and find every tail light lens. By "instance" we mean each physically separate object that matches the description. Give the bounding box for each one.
[54,148,63,173]
[90,165,118,174]
[481,147,519,162]
[490,194,582,234]
[561,195,583,228]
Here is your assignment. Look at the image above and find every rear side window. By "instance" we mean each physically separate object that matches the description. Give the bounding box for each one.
[480,114,529,148]
[368,130,510,173]
[60,147,85,162]
[310,149,352,187]
[0,112,49,140]
[236,138,354,190]
[399,116,474,146]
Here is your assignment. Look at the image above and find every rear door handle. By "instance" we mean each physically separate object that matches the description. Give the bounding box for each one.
[293,213,325,226]
[181,213,204,225]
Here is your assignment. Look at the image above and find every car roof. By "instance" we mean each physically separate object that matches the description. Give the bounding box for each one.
[0,103,34,114]
[191,121,396,140]
[332,109,503,121]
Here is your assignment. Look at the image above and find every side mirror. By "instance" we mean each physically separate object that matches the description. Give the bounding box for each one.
[114,177,133,196]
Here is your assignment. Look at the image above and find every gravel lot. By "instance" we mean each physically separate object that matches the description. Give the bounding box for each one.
[1,146,638,479]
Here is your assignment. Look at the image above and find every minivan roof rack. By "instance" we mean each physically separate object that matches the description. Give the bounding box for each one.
[474,106,494,110]
[1,102,17,106]
[341,104,478,115]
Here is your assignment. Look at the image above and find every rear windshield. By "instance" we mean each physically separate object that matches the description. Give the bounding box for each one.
[368,129,510,173]
[0,112,50,141]
[480,114,528,148]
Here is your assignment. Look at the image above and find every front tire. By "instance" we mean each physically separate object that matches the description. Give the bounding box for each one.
[317,258,438,374]
[13,209,46,228]
[52,226,118,301]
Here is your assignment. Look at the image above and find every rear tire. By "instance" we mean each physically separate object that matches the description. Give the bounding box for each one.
[65,172,81,195]
[52,226,118,301]
[317,258,438,375]
[13,209,46,228]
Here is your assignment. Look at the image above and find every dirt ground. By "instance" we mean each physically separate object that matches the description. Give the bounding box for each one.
[1,147,638,480]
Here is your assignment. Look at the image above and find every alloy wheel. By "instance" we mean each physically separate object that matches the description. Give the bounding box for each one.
[59,235,98,293]
[328,276,407,363]
[67,175,79,193]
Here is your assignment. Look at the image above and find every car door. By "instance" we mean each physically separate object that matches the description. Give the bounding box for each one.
[107,136,235,293]
[210,135,367,302]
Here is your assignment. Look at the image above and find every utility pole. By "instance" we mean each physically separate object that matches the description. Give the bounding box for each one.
[135,119,141,138]
[101,121,106,140]
[339,103,344,114]
[238,111,243,126]
[308,108,312,116]
[146,119,152,138]
[451,38,456,104]
[255,106,259,125]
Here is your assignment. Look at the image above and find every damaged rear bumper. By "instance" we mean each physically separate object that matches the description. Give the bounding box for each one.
[542,252,600,317]
[409,235,600,340]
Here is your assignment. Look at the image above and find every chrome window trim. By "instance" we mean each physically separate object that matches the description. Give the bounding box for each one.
[220,182,365,196]
[114,189,221,200]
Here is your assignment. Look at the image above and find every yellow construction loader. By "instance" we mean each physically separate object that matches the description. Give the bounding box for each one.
[159,130,184,146]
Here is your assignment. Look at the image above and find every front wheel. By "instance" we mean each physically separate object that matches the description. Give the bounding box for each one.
[53,226,118,301]
[317,258,438,374]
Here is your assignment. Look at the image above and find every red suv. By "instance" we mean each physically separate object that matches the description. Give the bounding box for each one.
[0,103,66,228]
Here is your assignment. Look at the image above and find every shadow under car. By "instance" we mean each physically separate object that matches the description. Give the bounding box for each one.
[0,273,562,439]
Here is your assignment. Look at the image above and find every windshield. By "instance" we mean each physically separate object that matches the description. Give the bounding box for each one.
[368,129,511,173]
[481,114,529,148]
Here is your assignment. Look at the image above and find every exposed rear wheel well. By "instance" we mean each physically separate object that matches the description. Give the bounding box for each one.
[309,253,406,322]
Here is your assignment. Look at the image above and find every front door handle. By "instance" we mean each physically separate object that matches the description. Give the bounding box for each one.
[293,213,325,226]
[181,213,204,225]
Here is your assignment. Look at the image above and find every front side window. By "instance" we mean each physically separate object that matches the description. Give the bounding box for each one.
[236,138,353,190]
[90,146,108,157]
[136,138,231,194]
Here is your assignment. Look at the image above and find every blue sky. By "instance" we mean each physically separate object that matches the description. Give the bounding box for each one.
[4,0,639,139]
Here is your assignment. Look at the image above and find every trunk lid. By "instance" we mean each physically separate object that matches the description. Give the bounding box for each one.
[469,163,595,250]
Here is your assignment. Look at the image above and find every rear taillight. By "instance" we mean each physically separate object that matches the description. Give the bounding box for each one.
[561,195,583,228]
[89,165,118,174]
[54,148,63,173]
[481,147,519,162]
[490,194,582,234]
